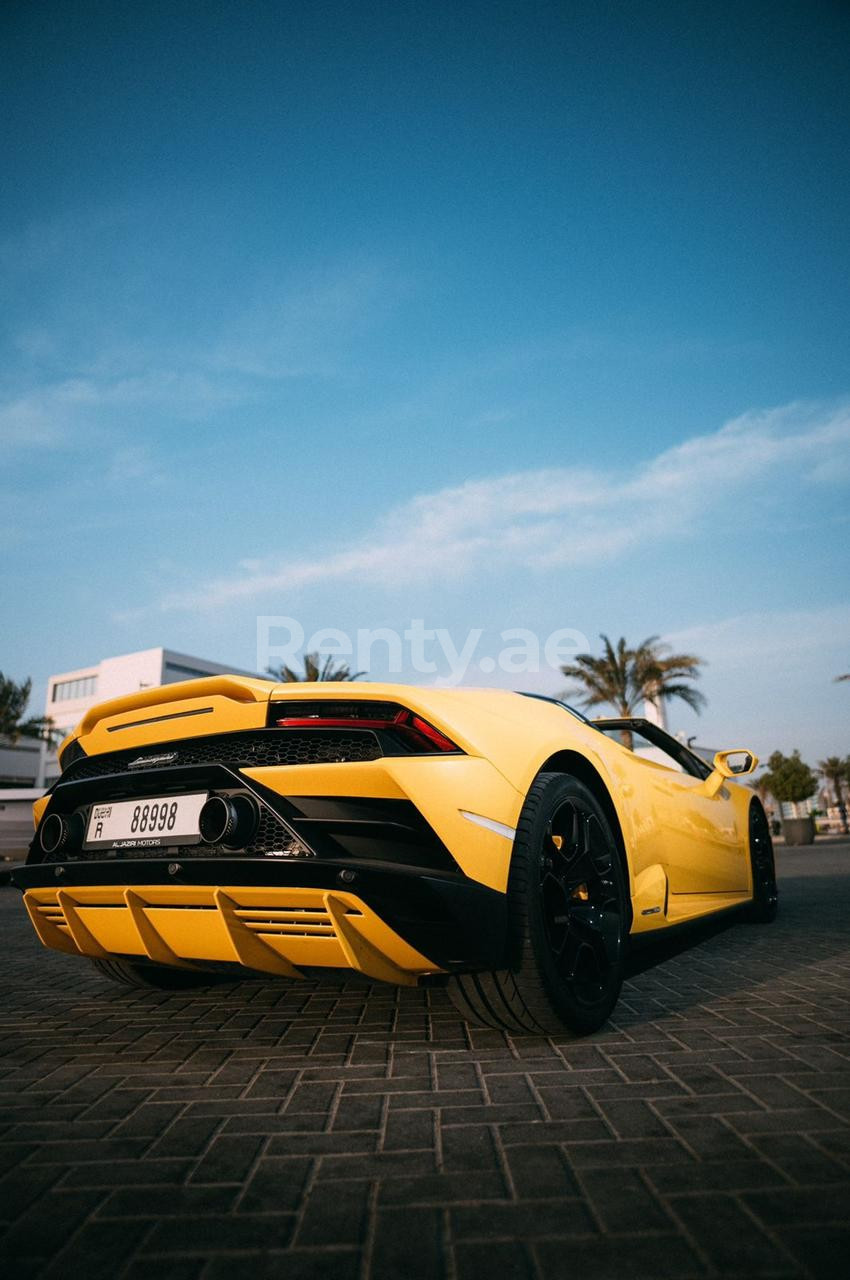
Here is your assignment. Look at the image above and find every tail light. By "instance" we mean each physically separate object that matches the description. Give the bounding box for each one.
[267,701,460,754]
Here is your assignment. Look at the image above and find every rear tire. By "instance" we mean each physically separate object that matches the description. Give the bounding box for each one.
[448,772,627,1035]
[746,801,778,923]
[90,958,217,990]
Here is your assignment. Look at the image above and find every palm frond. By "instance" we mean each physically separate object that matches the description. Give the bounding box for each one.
[268,651,365,683]
[0,673,55,743]
[560,634,705,719]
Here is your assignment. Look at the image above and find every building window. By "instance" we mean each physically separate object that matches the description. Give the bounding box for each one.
[51,675,98,702]
[164,663,214,682]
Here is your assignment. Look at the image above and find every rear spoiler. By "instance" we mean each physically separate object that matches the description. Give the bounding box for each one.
[75,676,274,738]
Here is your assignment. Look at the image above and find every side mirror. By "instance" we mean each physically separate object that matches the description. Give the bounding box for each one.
[702,748,758,797]
[713,749,758,778]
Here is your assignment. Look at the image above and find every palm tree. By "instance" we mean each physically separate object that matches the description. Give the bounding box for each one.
[0,673,55,743]
[561,634,705,749]
[818,756,848,834]
[267,651,364,683]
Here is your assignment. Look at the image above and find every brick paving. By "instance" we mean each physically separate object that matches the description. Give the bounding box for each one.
[0,844,848,1279]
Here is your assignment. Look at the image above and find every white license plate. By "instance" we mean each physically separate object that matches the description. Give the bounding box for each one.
[84,793,208,850]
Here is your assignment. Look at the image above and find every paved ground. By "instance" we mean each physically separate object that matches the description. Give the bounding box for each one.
[0,846,848,1280]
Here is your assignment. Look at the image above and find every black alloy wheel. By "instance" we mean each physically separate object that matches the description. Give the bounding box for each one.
[746,801,778,923]
[448,772,628,1035]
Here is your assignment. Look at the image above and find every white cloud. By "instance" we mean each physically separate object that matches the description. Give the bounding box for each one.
[0,379,101,447]
[660,604,850,759]
[164,398,850,610]
[104,445,167,488]
[0,252,403,450]
[207,260,403,380]
[664,604,850,668]
[0,366,255,454]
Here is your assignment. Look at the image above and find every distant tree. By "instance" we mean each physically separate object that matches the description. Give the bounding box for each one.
[819,756,849,834]
[0,673,54,743]
[761,750,817,807]
[267,651,364,683]
[561,634,705,749]
[751,773,774,813]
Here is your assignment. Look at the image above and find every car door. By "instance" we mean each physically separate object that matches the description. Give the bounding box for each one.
[639,762,748,894]
[596,721,750,895]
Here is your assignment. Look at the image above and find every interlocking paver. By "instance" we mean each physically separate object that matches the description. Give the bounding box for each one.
[381,1106,434,1150]
[454,1240,536,1280]
[1,843,849,1278]
[370,1205,444,1280]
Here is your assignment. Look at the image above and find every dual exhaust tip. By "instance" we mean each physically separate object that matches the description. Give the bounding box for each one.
[38,794,259,857]
[197,794,258,848]
[38,812,84,856]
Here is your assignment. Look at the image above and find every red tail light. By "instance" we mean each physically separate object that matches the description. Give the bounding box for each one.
[406,714,457,753]
[269,702,460,754]
[276,715,406,731]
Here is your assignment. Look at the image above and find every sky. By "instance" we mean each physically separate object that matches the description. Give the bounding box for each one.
[1,0,849,763]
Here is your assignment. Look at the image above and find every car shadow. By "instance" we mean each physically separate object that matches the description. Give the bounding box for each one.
[3,866,848,1039]
[624,909,741,980]
[619,868,850,1005]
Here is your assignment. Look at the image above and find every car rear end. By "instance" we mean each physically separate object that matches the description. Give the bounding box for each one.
[12,678,525,985]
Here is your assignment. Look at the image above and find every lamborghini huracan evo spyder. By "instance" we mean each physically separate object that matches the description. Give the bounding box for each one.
[7,677,777,1035]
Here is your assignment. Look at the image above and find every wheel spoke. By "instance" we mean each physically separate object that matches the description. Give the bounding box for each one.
[558,929,587,979]
[547,804,581,868]
[585,813,614,873]
[541,874,570,954]
[568,904,620,970]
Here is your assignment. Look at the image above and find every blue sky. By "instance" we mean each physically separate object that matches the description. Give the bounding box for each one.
[2,0,849,761]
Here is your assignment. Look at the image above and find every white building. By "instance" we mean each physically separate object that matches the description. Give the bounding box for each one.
[40,647,259,787]
[0,739,44,788]
[0,788,46,859]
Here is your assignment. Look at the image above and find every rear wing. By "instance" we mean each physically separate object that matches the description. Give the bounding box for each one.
[53,676,275,765]
[76,676,274,737]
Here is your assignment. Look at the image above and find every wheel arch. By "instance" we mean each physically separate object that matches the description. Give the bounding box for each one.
[533,749,634,928]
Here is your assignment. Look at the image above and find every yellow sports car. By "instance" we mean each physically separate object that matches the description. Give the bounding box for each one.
[7,678,777,1034]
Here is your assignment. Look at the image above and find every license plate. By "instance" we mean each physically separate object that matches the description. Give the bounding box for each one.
[84,793,208,850]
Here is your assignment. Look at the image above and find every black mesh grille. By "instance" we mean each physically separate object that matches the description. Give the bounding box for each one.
[62,729,383,783]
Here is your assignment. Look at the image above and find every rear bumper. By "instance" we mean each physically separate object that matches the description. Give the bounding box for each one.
[12,857,508,980]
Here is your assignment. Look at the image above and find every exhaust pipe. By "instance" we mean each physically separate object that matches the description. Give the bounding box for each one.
[38,813,83,857]
[199,795,258,849]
